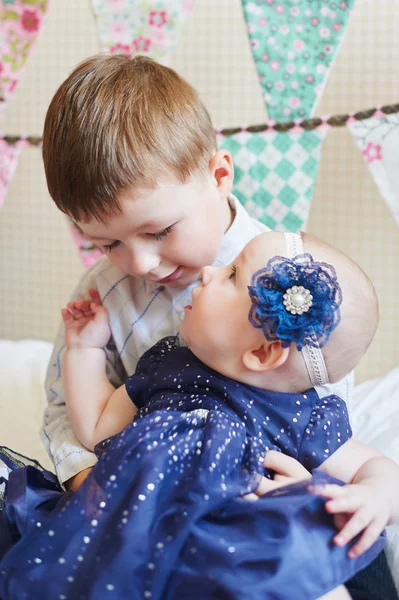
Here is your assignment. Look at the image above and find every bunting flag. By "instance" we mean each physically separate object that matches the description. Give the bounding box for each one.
[69,221,103,269]
[90,0,195,64]
[348,111,399,227]
[241,0,355,121]
[0,138,25,208]
[0,0,48,118]
[218,127,328,232]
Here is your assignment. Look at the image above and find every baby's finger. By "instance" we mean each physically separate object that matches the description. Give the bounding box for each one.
[347,519,383,558]
[325,493,364,516]
[273,474,292,483]
[333,512,350,532]
[241,493,259,502]
[254,476,281,496]
[264,450,311,479]
[309,483,347,501]
[333,507,372,548]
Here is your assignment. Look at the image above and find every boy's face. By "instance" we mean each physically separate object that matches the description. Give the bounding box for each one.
[180,233,285,376]
[76,174,233,289]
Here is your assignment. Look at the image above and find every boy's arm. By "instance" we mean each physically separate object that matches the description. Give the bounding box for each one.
[63,347,137,452]
[41,264,127,488]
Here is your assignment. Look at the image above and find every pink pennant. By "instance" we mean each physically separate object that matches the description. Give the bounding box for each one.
[0,1,49,117]
[69,221,103,269]
[0,137,26,208]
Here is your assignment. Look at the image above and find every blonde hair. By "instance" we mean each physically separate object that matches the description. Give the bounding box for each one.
[42,54,217,223]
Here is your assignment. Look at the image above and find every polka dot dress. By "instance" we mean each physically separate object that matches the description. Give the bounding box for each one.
[0,337,384,599]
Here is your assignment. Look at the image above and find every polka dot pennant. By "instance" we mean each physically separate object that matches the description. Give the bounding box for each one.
[240,0,356,121]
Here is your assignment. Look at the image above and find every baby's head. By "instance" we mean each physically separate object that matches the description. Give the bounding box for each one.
[180,231,378,393]
[43,54,234,288]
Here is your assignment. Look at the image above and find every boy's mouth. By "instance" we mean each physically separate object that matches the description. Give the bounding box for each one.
[154,267,182,284]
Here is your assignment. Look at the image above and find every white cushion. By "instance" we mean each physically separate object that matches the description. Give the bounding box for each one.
[352,367,399,592]
[0,339,53,470]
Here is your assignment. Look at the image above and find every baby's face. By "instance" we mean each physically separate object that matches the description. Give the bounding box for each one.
[180,232,285,376]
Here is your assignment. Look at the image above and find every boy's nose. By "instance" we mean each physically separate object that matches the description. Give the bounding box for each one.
[129,247,160,278]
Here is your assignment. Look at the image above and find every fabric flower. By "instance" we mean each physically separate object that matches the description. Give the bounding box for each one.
[248,254,342,350]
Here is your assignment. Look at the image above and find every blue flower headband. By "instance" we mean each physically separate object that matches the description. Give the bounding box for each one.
[248,252,342,351]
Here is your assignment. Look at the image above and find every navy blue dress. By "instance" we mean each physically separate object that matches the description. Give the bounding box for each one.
[0,337,384,599]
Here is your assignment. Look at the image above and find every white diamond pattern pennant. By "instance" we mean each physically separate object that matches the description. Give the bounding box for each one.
[219,128,328,231]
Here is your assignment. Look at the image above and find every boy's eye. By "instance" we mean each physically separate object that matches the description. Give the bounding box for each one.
[228,265,237,281]
[103,240,121,253]
[151,225,174,241]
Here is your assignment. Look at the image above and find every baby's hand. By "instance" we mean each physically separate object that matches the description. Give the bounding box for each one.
[243,451,311,501]
[61,288,111,350]
[311,481,389,558]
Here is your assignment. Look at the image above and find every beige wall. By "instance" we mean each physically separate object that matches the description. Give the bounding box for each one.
[1,0,398,383]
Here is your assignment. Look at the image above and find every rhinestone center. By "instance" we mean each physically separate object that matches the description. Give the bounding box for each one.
[283,285,313,315]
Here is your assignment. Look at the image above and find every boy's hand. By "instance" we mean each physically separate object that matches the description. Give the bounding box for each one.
[61,288,111,350]
[309,480,389,557]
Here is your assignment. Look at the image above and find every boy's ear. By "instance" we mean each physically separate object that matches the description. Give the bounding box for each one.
[209,149,234,197]
[242,341,290,373]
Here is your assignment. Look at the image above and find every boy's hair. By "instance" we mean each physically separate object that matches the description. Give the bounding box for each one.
[42,54,217,224]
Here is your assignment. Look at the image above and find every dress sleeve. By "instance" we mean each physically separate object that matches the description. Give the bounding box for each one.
[125,336,177,409]
[41,260,127,486]
[298,394,352,472]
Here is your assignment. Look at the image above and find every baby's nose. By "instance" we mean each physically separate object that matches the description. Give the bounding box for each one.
[201,266,213,285]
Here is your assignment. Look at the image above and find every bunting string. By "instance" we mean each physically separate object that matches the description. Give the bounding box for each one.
[2,102,399,145]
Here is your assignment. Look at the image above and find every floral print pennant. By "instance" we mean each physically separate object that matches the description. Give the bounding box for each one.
[90,0,195,64]
[348,111,399,227]
[0,0,48,118]
[241,0,355,121]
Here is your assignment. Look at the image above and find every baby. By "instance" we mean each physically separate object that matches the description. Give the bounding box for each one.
[1,231,398,600]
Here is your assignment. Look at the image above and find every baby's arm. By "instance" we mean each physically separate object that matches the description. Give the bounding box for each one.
[62,289,137,452]
[316,439,399,557]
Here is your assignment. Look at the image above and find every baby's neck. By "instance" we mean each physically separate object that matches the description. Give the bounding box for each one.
[204,353,311,395]
[239,365,311,395]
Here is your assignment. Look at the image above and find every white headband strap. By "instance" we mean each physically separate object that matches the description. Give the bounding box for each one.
[284,232,330,387]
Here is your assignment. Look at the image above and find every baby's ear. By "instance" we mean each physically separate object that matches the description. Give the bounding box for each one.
[242,341,289,373]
